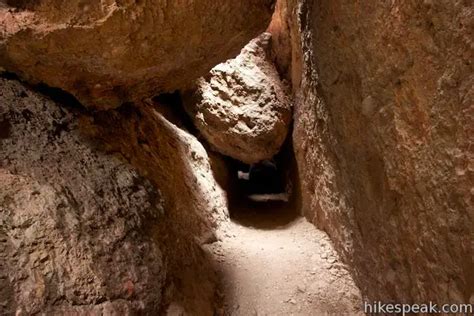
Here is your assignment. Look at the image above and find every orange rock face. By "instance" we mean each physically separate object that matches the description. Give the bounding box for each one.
[0,0,274,109]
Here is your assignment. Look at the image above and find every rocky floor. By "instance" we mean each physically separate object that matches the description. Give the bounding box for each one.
[206,202,363,315]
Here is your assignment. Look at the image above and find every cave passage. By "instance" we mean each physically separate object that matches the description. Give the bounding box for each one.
[223,136,300,229]
[153,90,301,229]
[149,54,361,314]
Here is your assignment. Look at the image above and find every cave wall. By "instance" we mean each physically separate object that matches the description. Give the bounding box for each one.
[0,77,229,314]
[74,99,231,314]
[0,78,166,314]
[283,0,473,304]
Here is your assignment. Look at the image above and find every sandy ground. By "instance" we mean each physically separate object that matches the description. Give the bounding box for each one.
[206,202,364,316]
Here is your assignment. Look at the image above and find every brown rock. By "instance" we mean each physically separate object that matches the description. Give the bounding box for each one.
[86,99,229,315]
[0,78,165,314]
[0,77,228,314]
[0,0,275,109]
[284,0,473,305]
[184,33,292,164]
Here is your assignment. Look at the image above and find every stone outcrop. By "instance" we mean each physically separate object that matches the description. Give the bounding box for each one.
[0,77,229,314]
[184,33,292,164]
[83,98,230,315]
[0,0,275,109]
[0,78,165,315]
[279,0,473,305]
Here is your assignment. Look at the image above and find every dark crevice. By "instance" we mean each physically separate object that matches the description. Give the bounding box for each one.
[0,71,21,81]
[35,83,86,113]
[152,91,199,134]
[1,72,88,114]
[0,118,11,140]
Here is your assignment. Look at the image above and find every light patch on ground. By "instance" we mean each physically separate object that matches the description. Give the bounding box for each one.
[207,216,363,315]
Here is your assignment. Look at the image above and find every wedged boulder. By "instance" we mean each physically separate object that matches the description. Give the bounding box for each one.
[0,78,165,314]
[184,33,292,164]
[0,0,274,109]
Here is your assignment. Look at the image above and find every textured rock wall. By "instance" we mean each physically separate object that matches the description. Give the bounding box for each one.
[84,99,229,314]
[0,77,229,314]
[0,78,165,315]
[0,0,274,109]
[283,0,473,305]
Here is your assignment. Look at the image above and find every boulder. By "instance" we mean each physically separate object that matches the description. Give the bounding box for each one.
[0,0,274,109]
[0,76,229,314]
[0,78,165,314]
[184,33,292,164]
[84,99,230,314]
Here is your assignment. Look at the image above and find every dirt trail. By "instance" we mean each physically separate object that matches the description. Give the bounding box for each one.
[206,203,364,315]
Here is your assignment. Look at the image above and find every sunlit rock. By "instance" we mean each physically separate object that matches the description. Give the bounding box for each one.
[184,33,292,164]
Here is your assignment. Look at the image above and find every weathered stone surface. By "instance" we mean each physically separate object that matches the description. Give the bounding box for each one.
[85,99,229,314]
[0,0,274,109]
[184,33,292,164]
[266,0,301,90]
[285,0,473,305]
[0,78,165,315]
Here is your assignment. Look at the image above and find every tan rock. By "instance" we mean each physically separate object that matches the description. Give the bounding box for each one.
[0,78,165,314]
[85,99,230,314]
[0,0,275,109]
[284,0,473,305]
[0,77,228,314]
[184,33,292,164]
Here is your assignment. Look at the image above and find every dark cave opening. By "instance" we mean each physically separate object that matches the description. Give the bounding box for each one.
[222,134,301,229]
[152,91,198,134]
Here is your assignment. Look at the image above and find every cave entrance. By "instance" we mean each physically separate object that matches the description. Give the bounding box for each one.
[236,159,288,202]
[223,135,301,229]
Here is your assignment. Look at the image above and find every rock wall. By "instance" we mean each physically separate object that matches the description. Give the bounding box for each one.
[0,78,165,315]
[0,0,274,109]
[0,77,229,314]
[83,99,230,314]
[282,0,473,305]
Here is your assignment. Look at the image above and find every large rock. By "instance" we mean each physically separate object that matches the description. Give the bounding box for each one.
[284,0,473,306]
[184,33,292,164]
[0,78,165,314]
[0,77,229,314]
[0,0,274,109]
[83,99,230,315]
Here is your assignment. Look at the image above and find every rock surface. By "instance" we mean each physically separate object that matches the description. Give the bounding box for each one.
[85,98,230,314]
[208,216,363,315]
[0,77,229,314]
[282,0,473,305]
[184,33,292,164]
[0,0,274,109]
[0,78,165,315]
